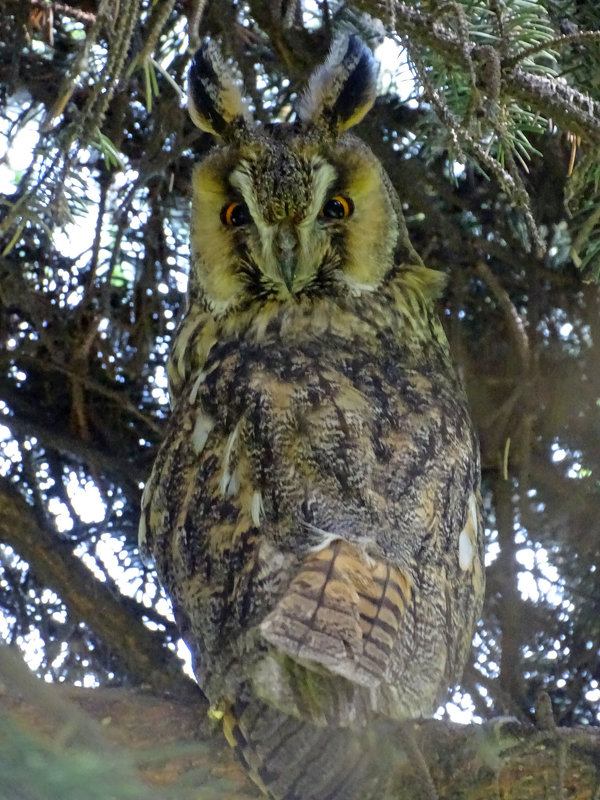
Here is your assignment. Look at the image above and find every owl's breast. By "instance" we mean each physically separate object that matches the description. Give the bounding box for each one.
[144,321,480,709]
[195,330,474,536]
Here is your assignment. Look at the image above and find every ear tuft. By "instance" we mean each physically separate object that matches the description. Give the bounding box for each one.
[296,35,377,134]
[188,41,253,140]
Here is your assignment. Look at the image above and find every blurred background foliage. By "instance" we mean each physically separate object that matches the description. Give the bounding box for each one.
[0,0,599,736]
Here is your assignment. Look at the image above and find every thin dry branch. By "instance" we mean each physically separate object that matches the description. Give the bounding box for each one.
[476,260,530,369]
[1,409,146,496]
[29,0,96,26]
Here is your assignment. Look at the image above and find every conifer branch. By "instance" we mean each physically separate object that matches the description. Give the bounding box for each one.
[0,478,194,695]
[368,1,600,143]
[505,29,600,70]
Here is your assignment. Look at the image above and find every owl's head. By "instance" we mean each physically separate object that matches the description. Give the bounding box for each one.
[188,36,421,315]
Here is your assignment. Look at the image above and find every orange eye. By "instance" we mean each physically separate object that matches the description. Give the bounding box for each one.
[221,202,252,226]
[319,195,354,220]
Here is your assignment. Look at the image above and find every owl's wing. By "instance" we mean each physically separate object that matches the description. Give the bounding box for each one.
[260,486,481,691]
[259,538,412,688]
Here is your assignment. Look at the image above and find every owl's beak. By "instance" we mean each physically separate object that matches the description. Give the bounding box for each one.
[279,253,297,292]
[275,224,298,292]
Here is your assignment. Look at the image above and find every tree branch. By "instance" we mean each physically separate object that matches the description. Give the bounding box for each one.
[0,479,196,698]
[1,406,145,499]
[28,0,96,26]
[357,1,600,143]
[1,656,599,800]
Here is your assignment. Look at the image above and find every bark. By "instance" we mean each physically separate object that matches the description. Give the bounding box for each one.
[1,647,599,800]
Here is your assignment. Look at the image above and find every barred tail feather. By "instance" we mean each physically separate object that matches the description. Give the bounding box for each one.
[223,698,396,800]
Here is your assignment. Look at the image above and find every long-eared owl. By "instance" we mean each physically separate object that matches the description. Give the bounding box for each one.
[140,35,484,800]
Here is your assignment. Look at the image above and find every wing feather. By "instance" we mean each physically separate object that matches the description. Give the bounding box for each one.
[260,539,412,687]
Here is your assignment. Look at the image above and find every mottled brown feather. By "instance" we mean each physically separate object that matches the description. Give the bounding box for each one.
[260,540,412,687]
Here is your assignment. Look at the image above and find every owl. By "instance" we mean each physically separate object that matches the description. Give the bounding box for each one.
[139,36,484,800]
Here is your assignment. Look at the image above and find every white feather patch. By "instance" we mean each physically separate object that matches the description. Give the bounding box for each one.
[137,512,147,548]
[219,419,243,495]
[173,320,196,380]
[308,157,337,221]
[223,469,240,498]
[192,412,215,454]
[303,522,343,553]
[340,274,376,295]
[251,491,263,527]
[140,479,152,510]
[469,493,478,533]
[458,492,479,571]
[189,371,206,404]
[459,528,475,571]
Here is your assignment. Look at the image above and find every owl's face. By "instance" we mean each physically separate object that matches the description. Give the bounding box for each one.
[188,38,409,316]
[191,130,397,311]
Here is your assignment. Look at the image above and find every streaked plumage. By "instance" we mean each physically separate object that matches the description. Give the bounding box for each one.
[140,35,484,800]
